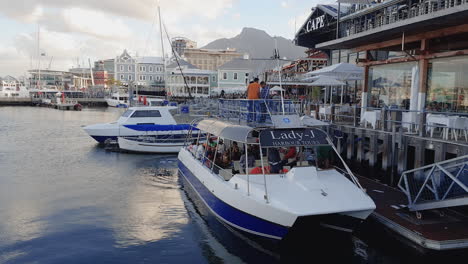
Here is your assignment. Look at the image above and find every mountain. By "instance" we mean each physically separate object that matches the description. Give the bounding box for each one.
[201,27,306,60]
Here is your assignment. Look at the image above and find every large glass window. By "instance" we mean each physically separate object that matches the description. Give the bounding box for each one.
[426,56,468,112]
[369,61,417,108]
[131,110,162,118]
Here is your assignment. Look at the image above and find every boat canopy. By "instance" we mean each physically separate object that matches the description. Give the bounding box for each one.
[196,119,254,143]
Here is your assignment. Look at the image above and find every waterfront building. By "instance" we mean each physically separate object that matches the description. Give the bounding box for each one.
[265,49,329,91]
[93,61,109,88]
[172,37,197,56]
[114,49,137,85]
[183,48,242,71]
[135,57,165,90]
[295,1,468,112]
[217,55,277,91]
[28,69,92,91]
[113,50,165,91]
[166,59,217,97]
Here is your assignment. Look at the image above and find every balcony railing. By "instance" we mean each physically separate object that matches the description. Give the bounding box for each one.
[339,0,468,38]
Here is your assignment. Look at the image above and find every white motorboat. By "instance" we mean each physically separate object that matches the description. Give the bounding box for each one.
[82,106,195,147]
[178,100,375,243]
[106,92,129,108]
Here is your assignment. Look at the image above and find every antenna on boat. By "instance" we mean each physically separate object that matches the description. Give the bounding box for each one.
[274,37,285,115]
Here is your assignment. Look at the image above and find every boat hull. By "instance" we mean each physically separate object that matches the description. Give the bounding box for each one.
[178,152,373,243]
[178,161,289,240]
[118,137,184,153]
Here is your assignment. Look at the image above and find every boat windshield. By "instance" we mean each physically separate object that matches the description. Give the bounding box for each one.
[131,110,162,118]
[121,110,133,117]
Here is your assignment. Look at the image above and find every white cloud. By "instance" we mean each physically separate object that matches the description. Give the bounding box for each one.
[0,0,243,76]
[281,1,289,8]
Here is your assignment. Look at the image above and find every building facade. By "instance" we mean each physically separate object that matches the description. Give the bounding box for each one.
[166,60,217,97]
[217,57,278,91]
[172,37,197,56]
[183,48,242,71]
[113,50,165,90]
[135,57,165,88]
[28,70,92,90]
[114,49,137,84]
[295,2,468,111]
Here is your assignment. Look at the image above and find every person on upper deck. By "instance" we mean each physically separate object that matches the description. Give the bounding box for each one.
[247,78,261,100]
[260,81,270,100]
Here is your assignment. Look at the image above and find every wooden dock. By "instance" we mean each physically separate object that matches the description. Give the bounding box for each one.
[358,176,468,251]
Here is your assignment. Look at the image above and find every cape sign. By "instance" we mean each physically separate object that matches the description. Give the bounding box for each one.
[305,15,325,33]
[259,128,329,147]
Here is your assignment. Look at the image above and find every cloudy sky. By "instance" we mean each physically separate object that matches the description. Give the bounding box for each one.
[0,0,333,77]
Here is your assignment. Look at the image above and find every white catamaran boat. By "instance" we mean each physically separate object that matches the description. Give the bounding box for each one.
[178,99,375,243]
[105,92,129,108]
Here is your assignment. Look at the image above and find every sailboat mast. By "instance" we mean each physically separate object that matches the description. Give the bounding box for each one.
[37,24,41,90]
[158,5,167,97]
[275,37,285,115]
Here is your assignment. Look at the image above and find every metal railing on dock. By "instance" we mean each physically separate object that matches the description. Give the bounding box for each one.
[310,103,468,144]
[398,155,468,211]
[217,99,302,127]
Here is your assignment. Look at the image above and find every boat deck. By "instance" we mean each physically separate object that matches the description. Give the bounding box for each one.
[358,176,468,251]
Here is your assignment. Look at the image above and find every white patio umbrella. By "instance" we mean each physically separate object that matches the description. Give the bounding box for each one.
[306,63,364,104]
[305,62,364,81]
[308,75,345,104]
[270,86,285,92]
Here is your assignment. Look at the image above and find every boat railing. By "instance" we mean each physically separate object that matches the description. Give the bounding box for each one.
[397,155,468,211]
[217,99,302,127]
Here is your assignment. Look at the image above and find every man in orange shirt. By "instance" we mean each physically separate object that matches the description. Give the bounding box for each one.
[246,78,261,122]
[247,78,260,99]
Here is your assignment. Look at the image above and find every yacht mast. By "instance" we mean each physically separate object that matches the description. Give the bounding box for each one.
[158,5,167,97]
[37,24,41,90]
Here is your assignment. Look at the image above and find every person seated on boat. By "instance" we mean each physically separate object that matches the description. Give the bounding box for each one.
[216,152,231,169]
[316,145,333,169]
[208,137,217,149]
[188,140,197,155]
[195,143,205,160]
[239,150,255,172]
[268,148,287,173]
[229,142,241,161]
[280,146,297,165]
[216,139,227,155]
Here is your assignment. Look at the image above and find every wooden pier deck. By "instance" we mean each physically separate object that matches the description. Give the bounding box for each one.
[358,176,468,251]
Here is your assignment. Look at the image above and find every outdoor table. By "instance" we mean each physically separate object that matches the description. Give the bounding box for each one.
[361,110,381,129]
[402,112,419,132]
[319,105,332,120]
[426,114,465,140]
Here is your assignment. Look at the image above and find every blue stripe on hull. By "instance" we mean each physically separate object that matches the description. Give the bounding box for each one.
[178,161,289,240]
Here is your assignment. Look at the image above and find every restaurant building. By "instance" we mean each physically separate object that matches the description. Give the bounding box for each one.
[295,1,468,113]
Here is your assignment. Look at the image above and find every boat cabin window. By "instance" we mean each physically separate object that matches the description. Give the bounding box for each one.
[131,110,162,118]
[121,110,133,117]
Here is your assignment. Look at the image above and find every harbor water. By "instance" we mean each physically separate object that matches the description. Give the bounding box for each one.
[0,106,466,263]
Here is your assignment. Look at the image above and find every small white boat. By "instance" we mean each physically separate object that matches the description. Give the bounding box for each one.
[106,92,129,107]
[178,102,375,243]
[82,106,200,153]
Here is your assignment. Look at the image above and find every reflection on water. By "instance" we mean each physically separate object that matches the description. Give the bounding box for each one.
[0,107,467,263]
